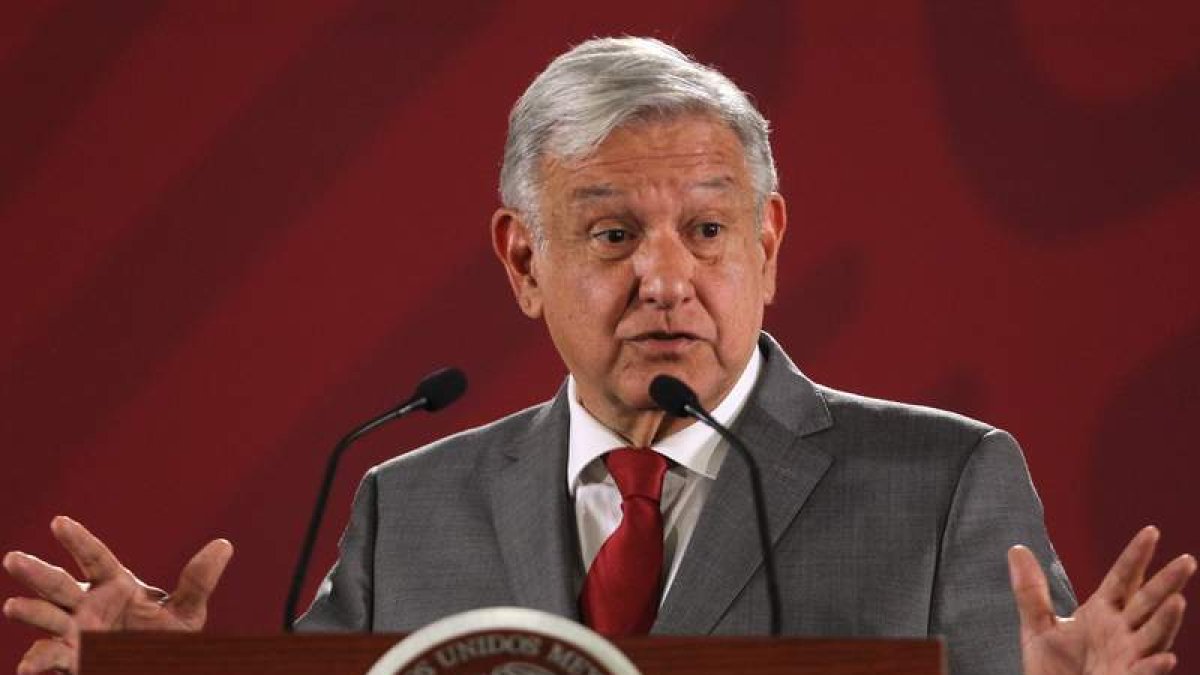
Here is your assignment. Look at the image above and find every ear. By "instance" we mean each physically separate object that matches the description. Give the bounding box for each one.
[491,208,544,319]
[758,192,787,305]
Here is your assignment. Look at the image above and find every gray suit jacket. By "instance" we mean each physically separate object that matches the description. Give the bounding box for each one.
[298,334,1076,674]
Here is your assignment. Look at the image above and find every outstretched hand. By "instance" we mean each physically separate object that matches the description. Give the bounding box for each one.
[3,516,233,675]
[1010,526,1195,675]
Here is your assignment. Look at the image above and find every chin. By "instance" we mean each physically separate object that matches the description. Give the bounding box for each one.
[619,365,700,405]
[613,383,659,412]
[661,371,729,410]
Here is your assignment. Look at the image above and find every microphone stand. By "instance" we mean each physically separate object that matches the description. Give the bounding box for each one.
[281,398,428,632]
[684,402,782,637]
[282,366,466,632]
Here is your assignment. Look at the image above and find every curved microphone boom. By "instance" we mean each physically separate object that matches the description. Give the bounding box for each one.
[283,367,467,632]
[649,374,781,636]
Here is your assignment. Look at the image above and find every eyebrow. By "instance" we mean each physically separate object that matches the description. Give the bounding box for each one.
[692,175,735,192]
[571,185,622,202]
[569,176,736,202]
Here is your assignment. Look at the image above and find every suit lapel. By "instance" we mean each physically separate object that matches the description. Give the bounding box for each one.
[653,334,834,634]
[489,390,582,620]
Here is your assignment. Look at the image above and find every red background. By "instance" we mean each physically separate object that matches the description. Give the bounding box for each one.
[2,1,1197,669]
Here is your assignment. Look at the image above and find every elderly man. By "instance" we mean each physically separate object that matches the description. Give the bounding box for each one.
[3,37,1193,675]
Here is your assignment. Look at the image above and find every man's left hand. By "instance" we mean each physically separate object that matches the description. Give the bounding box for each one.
[1009,526,1195,675]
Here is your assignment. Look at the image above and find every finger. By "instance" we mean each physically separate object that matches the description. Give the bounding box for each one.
[1008,545,1056,638]
[166,539,234,623]
[3,551,87,609]
[51,516,127,584]
[1135,594,1187,654]
[1095,526,1159,607]
[1126,554,1197,627]
[17,637,77,675]
[1129,652,1178,675]
[3,596,75,637]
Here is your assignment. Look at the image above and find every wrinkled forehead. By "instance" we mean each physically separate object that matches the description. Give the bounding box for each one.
[544,108,745,165]
[539,113,755,205]
[541,102,723,156]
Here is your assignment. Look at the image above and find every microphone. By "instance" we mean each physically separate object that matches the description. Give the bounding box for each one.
[649,374,781,636]
[283,367,467,632]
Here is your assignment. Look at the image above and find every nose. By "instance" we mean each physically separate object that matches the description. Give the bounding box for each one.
[634,229,695,309]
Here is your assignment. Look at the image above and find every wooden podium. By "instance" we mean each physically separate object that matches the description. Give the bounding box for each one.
[82,632,944,674]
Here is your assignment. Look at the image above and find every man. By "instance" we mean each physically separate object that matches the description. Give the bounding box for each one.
[4,37,1193,675]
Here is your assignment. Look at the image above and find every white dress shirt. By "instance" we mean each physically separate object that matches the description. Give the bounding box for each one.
[566,347,763,595]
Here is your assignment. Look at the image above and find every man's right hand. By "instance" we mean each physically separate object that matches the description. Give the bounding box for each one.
[2,516,233,675]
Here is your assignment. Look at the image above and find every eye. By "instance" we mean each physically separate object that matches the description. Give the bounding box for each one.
[590,223,638,245]
[698,222,723,238]
[588,224,639,258]
[595,228,630,244]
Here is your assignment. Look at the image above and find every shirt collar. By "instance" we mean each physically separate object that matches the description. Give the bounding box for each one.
[566,346,763,494]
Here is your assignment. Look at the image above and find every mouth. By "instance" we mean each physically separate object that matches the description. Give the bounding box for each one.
[626,331,703,355]
[631,330,701,341]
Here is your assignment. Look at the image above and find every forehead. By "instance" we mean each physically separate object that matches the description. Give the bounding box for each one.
[541,114,753,204]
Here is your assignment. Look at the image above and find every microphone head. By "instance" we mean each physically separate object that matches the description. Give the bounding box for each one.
[412,367,467,412]
[650,374,700,417]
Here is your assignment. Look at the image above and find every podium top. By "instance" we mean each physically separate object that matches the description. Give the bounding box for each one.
[82,632,944,675]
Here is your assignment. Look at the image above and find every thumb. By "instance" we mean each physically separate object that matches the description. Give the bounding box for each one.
[166,539,234,625]
[1008,545,1057,639]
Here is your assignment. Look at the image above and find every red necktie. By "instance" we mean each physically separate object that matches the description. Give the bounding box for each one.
[579,447,669,637]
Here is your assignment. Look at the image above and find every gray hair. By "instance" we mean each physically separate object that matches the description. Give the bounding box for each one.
[500,37,778,243]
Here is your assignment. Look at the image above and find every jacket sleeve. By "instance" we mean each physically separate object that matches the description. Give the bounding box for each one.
[293,467,379,632]
[930,429,1077,675]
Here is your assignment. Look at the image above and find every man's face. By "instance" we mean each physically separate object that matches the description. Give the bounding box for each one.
[493,114,785,436]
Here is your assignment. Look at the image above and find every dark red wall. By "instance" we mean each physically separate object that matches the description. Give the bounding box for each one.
[2,1,1197,668]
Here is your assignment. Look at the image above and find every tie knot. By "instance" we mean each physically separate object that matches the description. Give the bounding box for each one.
[604,447,668,502]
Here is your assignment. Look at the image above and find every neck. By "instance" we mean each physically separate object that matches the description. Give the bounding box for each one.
[571,347,758,446]
[616,409,696,447]
[576,387,710,447]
